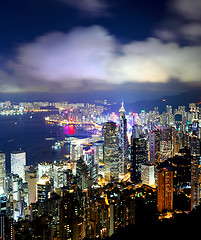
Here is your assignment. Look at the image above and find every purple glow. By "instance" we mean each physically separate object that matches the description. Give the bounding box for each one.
[64,125,75,135]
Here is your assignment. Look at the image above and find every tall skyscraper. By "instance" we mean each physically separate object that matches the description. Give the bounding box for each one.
[28,172,38,205]
[191,156,200,211]
[130,137,147,182]
[148,130,160,164]
[157,168,173,212]
[11,151,26,182]
[0,152,6,191]
[119,102,128,178]
[190,135,201,210]
[103,122,120,184]
[159,127,175,161]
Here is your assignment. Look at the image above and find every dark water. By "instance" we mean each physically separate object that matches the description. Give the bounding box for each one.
[0,112,90,171]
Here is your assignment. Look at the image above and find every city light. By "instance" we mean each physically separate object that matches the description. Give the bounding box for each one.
[0,99,201,237]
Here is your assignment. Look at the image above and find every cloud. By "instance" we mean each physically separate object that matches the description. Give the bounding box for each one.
[11,26,116,83]
[155,0,201,43]
[170,0,201,21]
[1,25,201,93]
[57,0,110,16]
[180,23,201,41]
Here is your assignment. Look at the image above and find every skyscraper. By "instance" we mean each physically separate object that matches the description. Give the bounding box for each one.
[159,127,175,161]
[191,156,200,211]
[157,168,173,212]
[11,151,26,182]
[0,152,6,191]
[119,102,128,178]
[130,137,147,182]
[36,174,51,202]
[141,163,155,186]
[190,135,201,210]
[148,130,160,164]
[103,122,120,184]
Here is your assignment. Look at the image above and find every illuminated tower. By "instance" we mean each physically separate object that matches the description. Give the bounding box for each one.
[119,102,128,178]
[149,130,160,164]
[11,151,26,182]
[159,127,175,161]
[190,135,200,210]
[157,168,173,212]
[130,137,147,182]
[0,152,6,191]
[103,122,120,184]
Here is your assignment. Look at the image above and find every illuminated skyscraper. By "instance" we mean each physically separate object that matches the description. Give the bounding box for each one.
[36,174,51,202]
[119,102,128,178]
[141,163,155,186]
[0,152,6,191]
[130,137,147,182]
[157,168,173,212]
[38,162,53,180]
[103,122,120,184]
[190,135,200,210]
[159,127,175,161]
[149,130,160,164]
[11,151,26,182]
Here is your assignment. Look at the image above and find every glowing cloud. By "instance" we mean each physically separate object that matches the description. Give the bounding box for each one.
[1,25,201,92]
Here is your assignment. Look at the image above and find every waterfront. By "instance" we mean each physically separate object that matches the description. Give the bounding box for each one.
[0,111,91,171]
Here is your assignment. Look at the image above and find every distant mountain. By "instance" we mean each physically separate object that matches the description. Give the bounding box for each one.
[125,89,201,113]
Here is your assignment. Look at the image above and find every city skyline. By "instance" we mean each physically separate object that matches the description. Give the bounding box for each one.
[0,99,201,238]
[0,0,201,102]
[0,0,201,238]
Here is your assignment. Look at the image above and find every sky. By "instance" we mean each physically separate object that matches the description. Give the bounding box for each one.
[0,0,201,102]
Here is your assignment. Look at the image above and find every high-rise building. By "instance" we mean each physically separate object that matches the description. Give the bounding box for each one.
[36,174,51,202]
[141,163,155,186]
[157,168,173,212]
[148,130,160,164]
[76,157,88,190]
[0,215,15,240]
[11,174,20,201]
[189,103,199,120]
[159,127,175,161]
[190,135,200,156]
[103,122,120,184]
[11,151,26,182]
[0,152,6,191]
[53,161,70,190]
[38,162,53,180]
[191,156,200,211]
[28,171,38,205]
[190,135,201,210]
[130,137,147,182]
[109,201,115,236]
[119,102,128,178]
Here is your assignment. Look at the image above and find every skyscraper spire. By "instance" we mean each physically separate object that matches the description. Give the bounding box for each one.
[119,100,125,115]
[118,101,128,179]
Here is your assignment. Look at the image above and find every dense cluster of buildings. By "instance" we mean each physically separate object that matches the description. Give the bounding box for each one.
[0,101,201,239]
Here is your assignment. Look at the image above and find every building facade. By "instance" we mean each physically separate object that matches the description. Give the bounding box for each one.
[11,151,26,182]
[157,168,173,212]
[103,122,120,184]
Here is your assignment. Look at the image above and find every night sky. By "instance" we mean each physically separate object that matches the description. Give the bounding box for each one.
[0,0,201,101]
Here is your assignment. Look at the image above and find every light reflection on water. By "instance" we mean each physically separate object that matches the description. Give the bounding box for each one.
[0,112,90,171]
[63,125,75,135]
